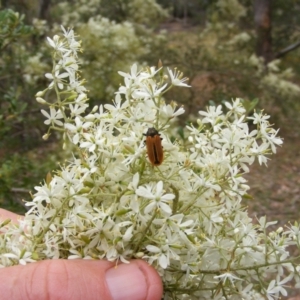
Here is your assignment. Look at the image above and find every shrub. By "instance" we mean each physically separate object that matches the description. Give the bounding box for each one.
[1,26,300,300]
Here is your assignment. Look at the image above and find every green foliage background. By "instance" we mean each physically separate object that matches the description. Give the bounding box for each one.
[1,0,300,213]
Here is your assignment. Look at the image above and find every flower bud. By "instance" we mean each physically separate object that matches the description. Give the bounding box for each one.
[35,90,46,97]
[36,97,47,104]
[92,105,98,113]
[42,133,50,140]
[135,252,144,258]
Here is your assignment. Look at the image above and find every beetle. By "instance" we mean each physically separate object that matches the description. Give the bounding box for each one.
[143,127,164,166]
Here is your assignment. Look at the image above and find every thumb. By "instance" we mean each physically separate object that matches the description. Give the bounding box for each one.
[0,259,163,300]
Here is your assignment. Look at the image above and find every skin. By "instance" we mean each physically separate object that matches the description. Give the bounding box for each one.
[0,208,163,300]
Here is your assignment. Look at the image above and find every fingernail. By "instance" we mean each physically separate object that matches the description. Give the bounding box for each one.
[105,263,148,300]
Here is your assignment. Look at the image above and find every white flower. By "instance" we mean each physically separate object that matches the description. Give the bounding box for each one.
[3,248,35,265]
[80,127,106,152]
[225,98,246,115]
[45,69,69,89]
[146,245,169,269]
[64,116,93,144]
[47,35,68,53]
[133,82,167,99]
[266,273,293,300]
[104,93,129,120]
[136,181,174,215]
[69,102,89,118]
[41,107,64,126]
[118,63,139,81]
[68,75,87,94]
[199,104,223,125]
[214,272,242,285]
[168,67,191,87]
[161,104,185,119]
[60,25,81,56]
[128,173,140,191]
[260,124,283,153]
[247,112,270,124]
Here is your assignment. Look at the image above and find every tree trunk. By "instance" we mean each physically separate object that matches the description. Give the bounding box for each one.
[39,0,51,20]
[254,0,272,63]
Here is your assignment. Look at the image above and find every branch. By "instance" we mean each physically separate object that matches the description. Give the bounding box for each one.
[10,187,30,193]
[274,40,300,59]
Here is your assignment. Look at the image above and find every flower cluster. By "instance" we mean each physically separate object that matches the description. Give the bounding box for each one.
[1,27,300,299]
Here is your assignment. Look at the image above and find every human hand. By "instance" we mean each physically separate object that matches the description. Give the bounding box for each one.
[0,209,163,300]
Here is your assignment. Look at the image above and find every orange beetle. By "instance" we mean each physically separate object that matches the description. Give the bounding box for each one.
[143,127,164,166]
